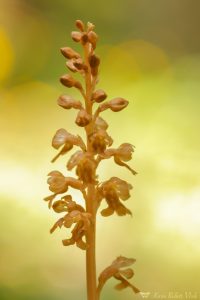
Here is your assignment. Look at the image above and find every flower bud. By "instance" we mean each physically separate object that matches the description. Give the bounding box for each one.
[71,31,82,42]
[108,98,129,112]
[73,58,87,71]
[60,47,80,59]
[75,20,85,32]
[74,80,83,90]
[89,54,100,68]
[57,95,82,110]
[87,22,95,31]
[60,74,76,87]
[100,98,129,112]
[88,31,98,49]
[75,109,91,127]
[81,33,88,45]
[89,54,100,76]
[66,60,77,72]
[60,74,82,90]
[92,89,107,103]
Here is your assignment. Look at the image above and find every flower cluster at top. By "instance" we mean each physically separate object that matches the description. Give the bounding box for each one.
[44,19,137,250]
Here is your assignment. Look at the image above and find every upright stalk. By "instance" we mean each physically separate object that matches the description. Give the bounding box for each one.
[84,42,97,300]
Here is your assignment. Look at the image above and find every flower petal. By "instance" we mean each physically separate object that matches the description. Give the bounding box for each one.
[97,256,138,297]
[67,151,84,170]
[52,129,71,150]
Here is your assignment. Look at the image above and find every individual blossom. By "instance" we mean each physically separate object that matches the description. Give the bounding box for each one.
[67,151,97,184]
[50,196,92,250]
[66,57,88,74]
[57,95,82,110]
[75,109,92,127]
[89,129,113,154]
[98,143,137,175]
[51,194,84,214]
[87,30,98,49]
[94,116,109,131]
[47,171,84,195]
[47,171,68,194]
[89,116,112,154]
[60,47,80,59]
[60,74,83,91]
[99,97,129,112]
[51,128,86,162]
[97,256,140,298]
[97,177,132,216]
[92,89,107,103]
[89,54,100,76]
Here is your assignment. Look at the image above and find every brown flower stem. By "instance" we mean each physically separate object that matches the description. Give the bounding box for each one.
[84,42,98,300]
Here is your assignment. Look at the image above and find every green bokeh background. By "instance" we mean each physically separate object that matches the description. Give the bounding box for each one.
[0,1,200,299]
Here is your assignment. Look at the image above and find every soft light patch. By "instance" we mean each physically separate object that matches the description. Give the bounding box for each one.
[155,190,200,238]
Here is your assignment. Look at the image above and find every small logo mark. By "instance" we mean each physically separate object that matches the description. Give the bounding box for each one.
[140,292,151,298]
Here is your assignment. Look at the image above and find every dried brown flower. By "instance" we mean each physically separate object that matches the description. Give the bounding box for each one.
[51,128,86,162]
[97,177,132,216]
[97,256,140,297]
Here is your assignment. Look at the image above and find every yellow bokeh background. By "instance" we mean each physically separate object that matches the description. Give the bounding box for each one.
[0,1,200,300]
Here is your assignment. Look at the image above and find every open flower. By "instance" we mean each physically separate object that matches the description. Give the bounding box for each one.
[67,151,97,184]
[97,256,140,297]
[97,177,132,216]
[47,171,84,194]
[88,116,112,154]
[115,143,134,161]
[51,128,86,162]
[50,196,92,250]
[98,143,137,175]
[47,171,68,194]
[62,211,92,249]
[89,129,113,154]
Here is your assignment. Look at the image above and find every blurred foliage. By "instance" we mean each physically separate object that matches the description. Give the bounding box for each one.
[0,0,200,299]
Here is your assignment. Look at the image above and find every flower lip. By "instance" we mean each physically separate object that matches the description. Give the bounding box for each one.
[47,171,68,194]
